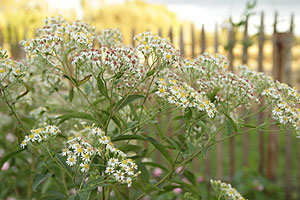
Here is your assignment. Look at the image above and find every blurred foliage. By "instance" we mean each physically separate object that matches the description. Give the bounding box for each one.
[0,0,49,40]
[82,0,180,44]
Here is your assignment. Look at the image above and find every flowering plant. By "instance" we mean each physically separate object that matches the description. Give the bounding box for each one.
[0,17,299,199]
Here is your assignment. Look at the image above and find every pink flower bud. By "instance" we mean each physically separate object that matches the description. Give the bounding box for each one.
[173,188,183,194]
[153,168,163,177]
[197,176,204,183]
[1,161,9,171]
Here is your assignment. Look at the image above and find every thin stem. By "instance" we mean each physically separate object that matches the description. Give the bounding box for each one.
[0,83,28,137]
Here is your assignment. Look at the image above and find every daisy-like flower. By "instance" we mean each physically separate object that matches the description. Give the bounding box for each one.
[67,156,77,166]
[80,163,90,173]
[114,170,124,181]
[108,158,119,167]
[210,179,246,200]
[20,124,61,149]
[126,177,132,187]
[105,167,115,175]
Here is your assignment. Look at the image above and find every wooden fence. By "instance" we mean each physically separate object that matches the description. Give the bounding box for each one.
[0,11,299,199]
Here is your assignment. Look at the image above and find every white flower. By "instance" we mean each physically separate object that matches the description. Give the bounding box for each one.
[105,167,115,175]
[80,163,89,173]
[108,158,119,167]
[114,170,124,181]
[126,177,132,187]
[66,156,77,166]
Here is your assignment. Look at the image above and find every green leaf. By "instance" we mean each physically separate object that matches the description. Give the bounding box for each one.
[221,111,238,133]
[146,184,163,194]
[183,170,196,186]
[114,95,144,112]
[33,173,51,192]
[0,148,24,169]
[112,134,173,165]
[79,74,92,86]
[136,160,149,186]
[16,83,30,100]
[143,162,168,172]
[63,75,78,87]
[172,180,201,197]
[146,69,155,77]
[55,153,72,176]
[97,76,108,98]
[68,87,74,102]
[56,112,100,125]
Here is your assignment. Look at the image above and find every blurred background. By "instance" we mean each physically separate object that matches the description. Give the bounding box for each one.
[1,0,300,199]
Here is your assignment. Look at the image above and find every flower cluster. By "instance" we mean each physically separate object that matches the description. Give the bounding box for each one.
[0,51,27,83]
[156,78,217,117]
[21,16,95,56]
[179,53,228,77]
[72,46,146,89]
[134,32,180,66]
[20,124,61,149]
[29,107,49,125]
[61,124,139,187]
[212,72,259,107]
[98,29,123,47]
[210,180,246,200]
[0,48,8,59]
[239,65,300,136]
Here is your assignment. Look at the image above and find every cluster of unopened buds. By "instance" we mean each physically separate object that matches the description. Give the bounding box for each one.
[156,78,217,117]
[61,124,139,187]
[210,179,246,200]
[20,124,61,148]
[134,32,181,66]
[21,16,95,56]
[98,29,123,47]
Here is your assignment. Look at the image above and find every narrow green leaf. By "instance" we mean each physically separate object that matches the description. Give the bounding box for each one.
[78,74,92,86]
[183,170,196,186]
[112,134,173,165]
[97,76,108,98]
[136,160,149,186]
[68,87,74,102]
[0,148,24,169]
[114,95,144,112]
[55,153,72,176]
[56,112,100,125]
[146,184,163,194]
[33,174,51,192]
[221,111,238,133]
[144,135,173,166]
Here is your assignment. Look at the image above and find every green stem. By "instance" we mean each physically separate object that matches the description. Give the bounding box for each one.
[0,83,27,138]
[26,153,36,200]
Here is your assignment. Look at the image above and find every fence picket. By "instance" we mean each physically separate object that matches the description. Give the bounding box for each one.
[258,12,265,174]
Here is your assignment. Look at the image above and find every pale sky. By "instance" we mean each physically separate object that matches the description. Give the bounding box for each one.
[47,0,300,35]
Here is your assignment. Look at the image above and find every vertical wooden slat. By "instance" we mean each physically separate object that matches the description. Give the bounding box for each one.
[284,14,294,200]
[201,25,206,54]
[267,11,278,182]
[169,27,173,43]
[214,23,223,179]
[258,12,265,174]
[191,24,195,58]
[0,28,4,47]
[214,23,219,54]
[242,15,249,167]
[228,21,235,71]
[7,23,13,57]
[228,19,235,180]
[180,26,185,56]
[131,28,135,47]
[201,26,210,178]
[158,28,162,37]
